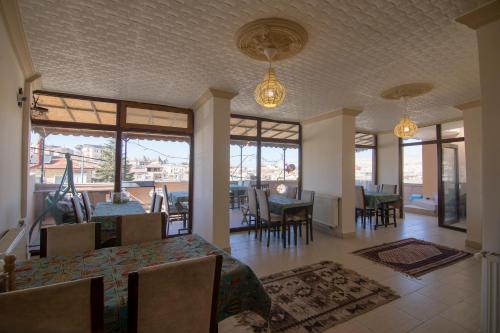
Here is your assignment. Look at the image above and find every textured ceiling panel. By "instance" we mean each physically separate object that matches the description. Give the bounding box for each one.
[18,0,487,131]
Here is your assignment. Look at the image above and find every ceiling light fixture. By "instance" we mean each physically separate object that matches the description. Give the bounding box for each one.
[380,83,433,139]
[235,18,308,109]
[255,48,285,108]
[394,97,418,139]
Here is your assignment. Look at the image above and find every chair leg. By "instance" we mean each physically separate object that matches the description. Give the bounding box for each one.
[309,218,314,241]
[267,226,271,247]
[294,224,298,246]
[305,221,309,245]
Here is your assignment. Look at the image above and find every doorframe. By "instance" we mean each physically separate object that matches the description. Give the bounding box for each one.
[399,124,466,232]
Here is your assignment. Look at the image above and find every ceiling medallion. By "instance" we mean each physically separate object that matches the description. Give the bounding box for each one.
[381,83,433,139]
[236,18,308,109]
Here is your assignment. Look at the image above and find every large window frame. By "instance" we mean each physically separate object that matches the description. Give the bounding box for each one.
[230,114,302,191]
[31,90,194,231]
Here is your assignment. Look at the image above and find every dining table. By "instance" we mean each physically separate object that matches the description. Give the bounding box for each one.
[268,194,314,247]
[364,192,401,228]
[91,201,146,245]
[14,234,271,333]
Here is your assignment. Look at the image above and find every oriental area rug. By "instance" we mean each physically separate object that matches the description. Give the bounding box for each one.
[222,261,399,332]
[352,238,472,278]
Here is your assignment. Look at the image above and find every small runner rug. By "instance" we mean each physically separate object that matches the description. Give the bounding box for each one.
[223,261,399,333]
[352,238,472,278]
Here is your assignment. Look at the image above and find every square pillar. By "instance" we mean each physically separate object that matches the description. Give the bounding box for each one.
[192,88,237,251]
[302,108,362,238]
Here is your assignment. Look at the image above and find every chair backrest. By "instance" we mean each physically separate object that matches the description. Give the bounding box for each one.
[255,189,270,222]
[128,255,223,333]
[150,191,157,213]
[153,194,163,213]
[81,192,93,221]
[301,190,315,203]
[260,183,270,190]
[162,184,171,210]
[0,276,104,333]
[355,185,366,209]
[117,212,166,246]
[247,188,258,216]
[40,223,100,257]
[381,184,397,194]
[71,195,86,223]
[286,186,298,199]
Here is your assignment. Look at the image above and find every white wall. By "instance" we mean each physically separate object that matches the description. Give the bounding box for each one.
[192,93,230,250]
[302,112,357,236]
[0,14,24,235]
[463,106,482,248]
[377,133,399,189]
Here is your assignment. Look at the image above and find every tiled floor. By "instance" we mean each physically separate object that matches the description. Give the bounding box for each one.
[229,213,481,333]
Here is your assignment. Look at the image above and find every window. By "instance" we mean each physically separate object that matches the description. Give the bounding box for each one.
[261,143,299,193]
[30,127,116,185]
[230,118,258,137]
[261,121,299,140]
[402,125,437,144]
[230,140,257,183]
[123,103,190,130]
[355,133,376,186]
[31,94,117,125]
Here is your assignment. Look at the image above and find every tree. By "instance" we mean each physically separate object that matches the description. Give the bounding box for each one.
[94,140,134,182]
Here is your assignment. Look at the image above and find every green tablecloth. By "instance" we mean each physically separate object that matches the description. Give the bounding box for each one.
[364,192,401,208]
[15,234,271,333]
[268,194,312,215]
[91,201,146,231]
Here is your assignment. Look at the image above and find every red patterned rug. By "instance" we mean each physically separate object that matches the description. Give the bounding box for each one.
[353,238,472,277]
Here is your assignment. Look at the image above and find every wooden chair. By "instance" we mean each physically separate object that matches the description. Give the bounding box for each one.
[381,184,397,194]
[82,192,93,221]
[255,189,283,247]
[117,212,167,246]
[0,276,104,333]
[162,184,189,234]
[285,186,298,199]
[152,194,163,213]
[150,191,157,213]
[355,186,376,229]
[379,184,398,226]
[72,195,86,223]
[292,190,315,244]
[246,188,259,238]
[127,255,223,333]
[40,223,101,257]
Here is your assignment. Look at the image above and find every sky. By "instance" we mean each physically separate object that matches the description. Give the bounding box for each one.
[31,131,298,167]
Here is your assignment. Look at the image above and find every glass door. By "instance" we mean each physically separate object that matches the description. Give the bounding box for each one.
[440,142,467,230]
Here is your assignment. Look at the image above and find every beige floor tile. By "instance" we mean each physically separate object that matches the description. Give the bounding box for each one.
[440,301,481,332]
[408,316,471,333]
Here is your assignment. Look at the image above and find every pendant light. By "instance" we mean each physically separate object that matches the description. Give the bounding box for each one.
[394,97,418,139]
[254,48,286,108]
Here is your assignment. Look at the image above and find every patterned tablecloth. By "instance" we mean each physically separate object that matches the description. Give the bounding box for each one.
[268,194,312,215]
[364,192,401,208]
[15,234,271,333]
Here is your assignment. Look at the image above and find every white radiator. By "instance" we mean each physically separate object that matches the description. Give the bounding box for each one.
[0,220,28,261]
[312,194,340,229]
[479,251,500,333]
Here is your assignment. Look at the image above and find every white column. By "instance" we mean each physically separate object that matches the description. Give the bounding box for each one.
[457,5,500,332]
[302,108,361,238]
[192,88,237,251]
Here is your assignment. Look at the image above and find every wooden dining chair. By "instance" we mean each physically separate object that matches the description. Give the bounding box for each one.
[292,190,315,243]
[0,276,104,333]
[82,191,93,221]
[162,184,189,233]
[149,191,157,213]
[255,189,283,247]
[117,212,167,246]
[127,255,223,333]
[152,194,163,213]
[246,188,259,238]
[355,186,376,229]
[285,186,298,199]
[72,195,86,223]
[40,223,101,257]
[381,184,397,194]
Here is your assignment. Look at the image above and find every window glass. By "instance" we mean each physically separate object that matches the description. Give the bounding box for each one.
[441,120,464,139]
[261,143,299,194]
[125,107,188,129]
[403,125,436,144]
[230,118,258,137]
[355,148,374,187]
[355,133,376,146]
[261,121,299,140]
